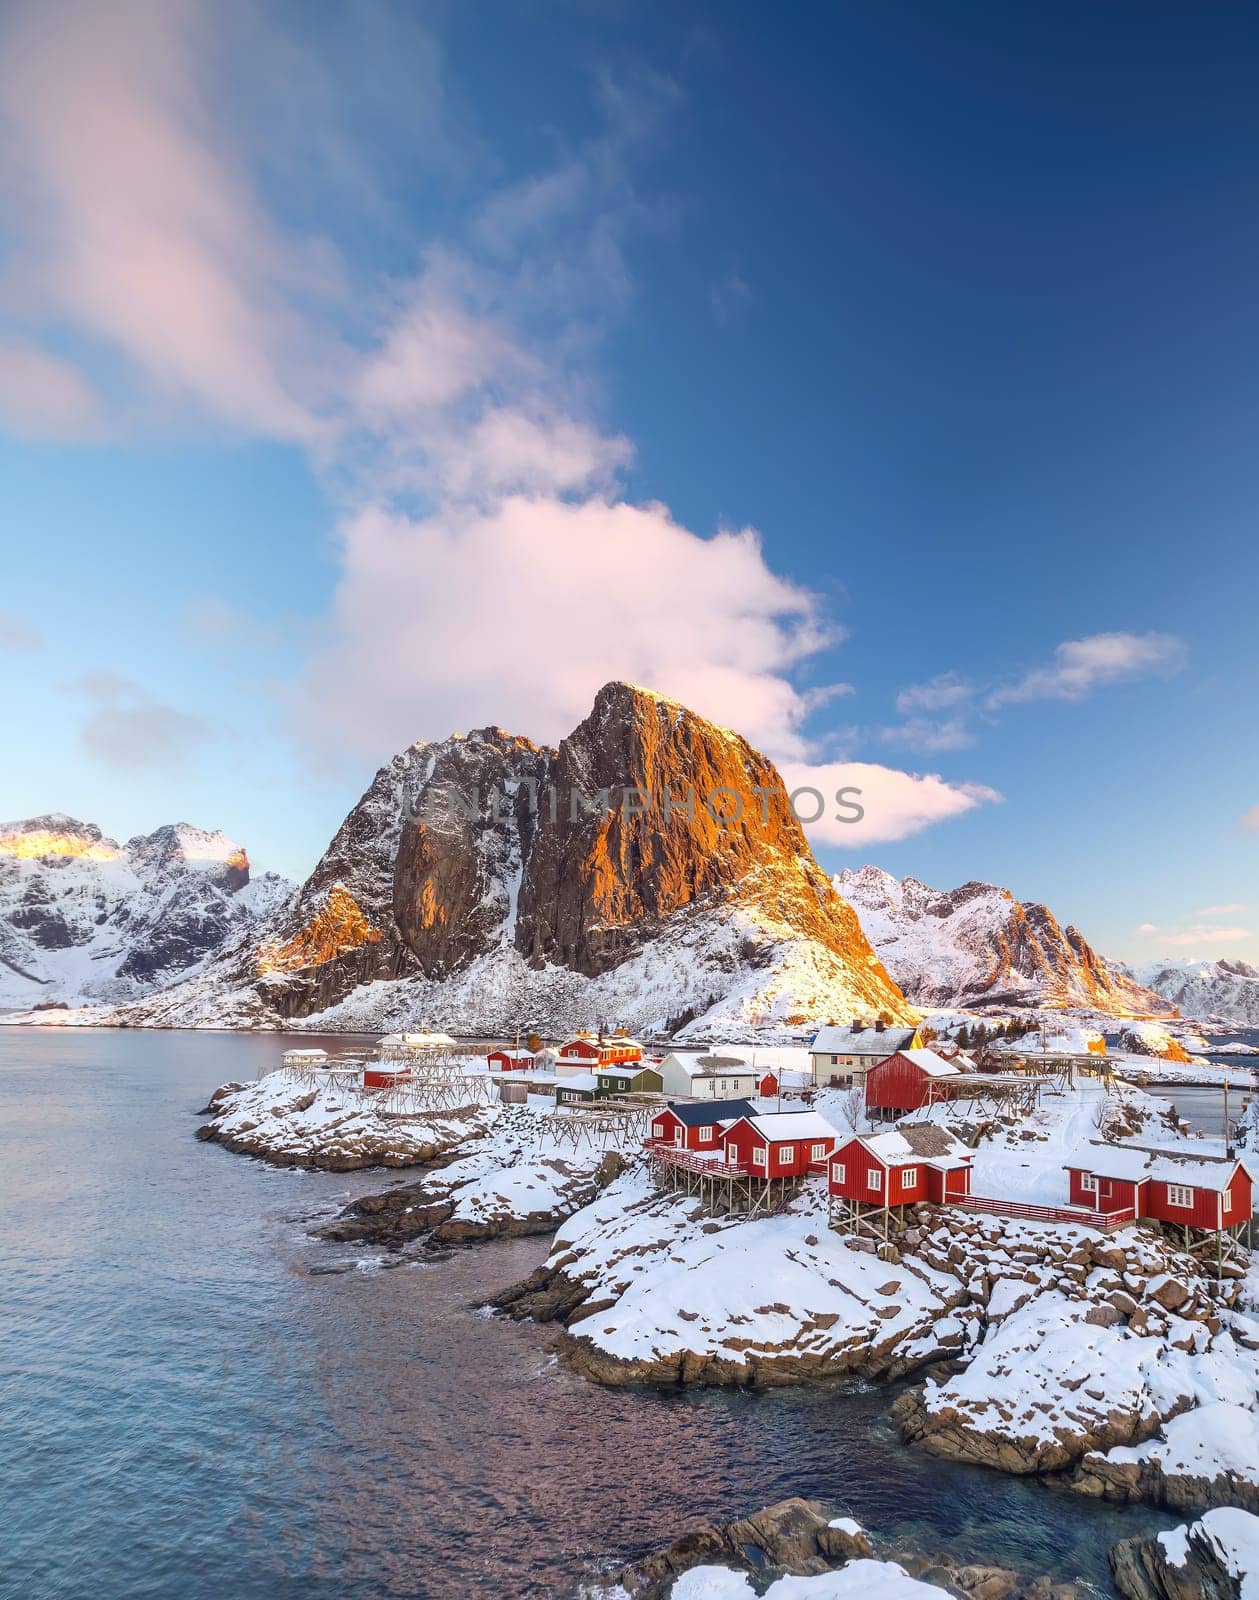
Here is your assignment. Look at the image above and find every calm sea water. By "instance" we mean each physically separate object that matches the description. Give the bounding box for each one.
[0,1030,1173,1600]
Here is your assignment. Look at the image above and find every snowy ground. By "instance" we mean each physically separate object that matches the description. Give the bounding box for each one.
[539,1166,962,1383]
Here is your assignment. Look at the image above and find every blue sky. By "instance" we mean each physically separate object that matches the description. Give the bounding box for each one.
[1,0,1256,966]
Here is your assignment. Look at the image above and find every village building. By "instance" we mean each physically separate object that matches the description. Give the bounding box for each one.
[863,1047,973,1116]
[809,1023,922,1088]
[1064,1141,1254,1236]
[595,1062,664,1097]
[486,1046,536,1072]
[829,1124,974,1212]
[555,1073,600,1105]
[648,1099,757,1153]
[555,1031,645,1079]
[362,1060,414,1090]
[282,1047,328,1070]
[657,1051,758,1100]
[378,1031,457,1060]
[721,1110,839,1179]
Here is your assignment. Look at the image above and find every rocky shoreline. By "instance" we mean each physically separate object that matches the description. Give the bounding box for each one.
[610,1496,1082,1600]
[605,1496,1259,1600]
[197,1070,1259,1547]
[195,1071,497,1170]
[318,1149,626,1249]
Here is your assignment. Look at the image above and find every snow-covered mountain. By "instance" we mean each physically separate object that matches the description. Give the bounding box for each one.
[835,863,1175,1017]
[1133,958,1259,1027]
[0,815,293,1009]
[99,683,912,1037]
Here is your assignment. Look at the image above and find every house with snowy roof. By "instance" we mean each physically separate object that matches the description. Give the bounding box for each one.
[648,1098,758,1154]
[657,1051,758,1100]
[1064,1141,1252,1236]
[863,1047,975,1116]
[809,1023,921,1087]
[829,1124,974,1211]
[486,1046,536,1072]
[721,1110,839,1179]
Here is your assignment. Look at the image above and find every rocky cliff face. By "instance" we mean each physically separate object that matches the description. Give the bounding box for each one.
[0,815,291,1008]
[836,864,1176,1016]
[105,683,911,1036]
[1133,959,1259,1027]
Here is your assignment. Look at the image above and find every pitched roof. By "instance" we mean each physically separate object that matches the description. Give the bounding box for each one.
[855,1124,973,1167]
[660,1051,753,1077]
[557,1072,599,1092]
[662,1098,757,1127]
[737,1110,838,1143]
[599,1063,656,1080]
[1066,1139,1245,1190]
[811,1025,917,1055]
[893,1048,969,1078]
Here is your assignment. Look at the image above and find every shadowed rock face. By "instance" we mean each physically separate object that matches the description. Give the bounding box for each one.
[393,728,547,978]
[390,681,895,988]
[234,681,908,1023]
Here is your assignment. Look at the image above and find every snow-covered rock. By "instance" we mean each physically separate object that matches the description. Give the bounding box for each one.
[0,814,293,1009]
[1111,1507,1259,1600]
[1136,962,1259,1029]
[836,865,1174,1017]
[495,1167,966,1386]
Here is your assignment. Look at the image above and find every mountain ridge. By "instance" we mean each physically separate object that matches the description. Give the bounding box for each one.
[90,682,914,1037]
[0,815,292,1008]
[835,863,1176,1017]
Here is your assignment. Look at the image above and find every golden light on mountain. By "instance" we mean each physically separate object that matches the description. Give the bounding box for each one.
[0,830,121,862]
[256,885,381,975]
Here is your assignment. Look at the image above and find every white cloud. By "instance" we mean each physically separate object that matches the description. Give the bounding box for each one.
[777,759,1001,847]
[1241,806,1259,833]
[0,339,100,438]
[0,0,339,441]
[294,495,833,765]
[353,279,519,422]
[1195,903,1248,916]
[60,670,209,771]
[0,611,42,651]
[987,632,1186,708]
[895,672,973,715]
[878,715,975,753]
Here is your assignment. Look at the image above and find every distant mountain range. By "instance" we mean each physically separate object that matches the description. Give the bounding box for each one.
[834,864,1176,1018]
[0,815,292,1010]
[1129,958,1259,1029]
[7,703,1253,1034]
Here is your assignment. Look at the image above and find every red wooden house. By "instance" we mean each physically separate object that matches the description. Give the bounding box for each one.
[486,1047,535,1072]
[864,1048,972,1116]
[757,1071,780,1098]
[720,1110,839,1179]
[1065,1142,1253,1233]
[829,1124,974,1209]
[363,1061,412,1090]
[556,1032,644,1075]
[648,1099,757,1154]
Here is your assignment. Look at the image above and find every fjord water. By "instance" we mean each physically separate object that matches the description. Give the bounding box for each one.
[1,1031,1169,1600]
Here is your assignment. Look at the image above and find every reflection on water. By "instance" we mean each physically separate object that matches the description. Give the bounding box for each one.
[0,1030,1171,1599]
